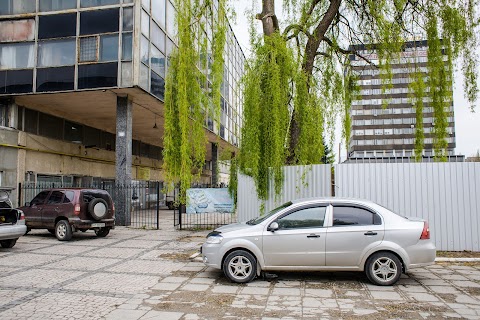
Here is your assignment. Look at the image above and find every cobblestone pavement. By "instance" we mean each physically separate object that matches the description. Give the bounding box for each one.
[1,214,480,319]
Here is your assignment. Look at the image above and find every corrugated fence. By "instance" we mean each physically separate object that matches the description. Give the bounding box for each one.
[238,162,480,251]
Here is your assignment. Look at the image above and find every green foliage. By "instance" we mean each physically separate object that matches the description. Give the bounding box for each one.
[409,69,426,162]
[163,0,227,203]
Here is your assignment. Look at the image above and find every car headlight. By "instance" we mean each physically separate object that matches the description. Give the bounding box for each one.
[206,235,223,244]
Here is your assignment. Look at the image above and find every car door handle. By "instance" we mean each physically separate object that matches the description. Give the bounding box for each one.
[307,234,321,238]
[364,231,377,236]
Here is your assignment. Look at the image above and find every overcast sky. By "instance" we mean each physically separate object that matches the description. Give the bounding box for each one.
[230,1,480,160]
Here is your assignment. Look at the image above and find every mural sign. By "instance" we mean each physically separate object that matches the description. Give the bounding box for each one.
[186,188,234,214]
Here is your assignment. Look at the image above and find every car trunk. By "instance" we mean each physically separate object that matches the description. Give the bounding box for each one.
[0,209,19,225]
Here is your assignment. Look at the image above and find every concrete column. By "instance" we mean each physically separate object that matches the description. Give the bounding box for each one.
[211,142,218,187]
[115,95,132,226]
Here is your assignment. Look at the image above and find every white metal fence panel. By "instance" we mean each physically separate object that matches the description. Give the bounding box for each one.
[335,163,480,251]
[237,165,332,222]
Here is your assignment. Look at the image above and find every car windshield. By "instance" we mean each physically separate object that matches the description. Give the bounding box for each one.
[246,202,292,225]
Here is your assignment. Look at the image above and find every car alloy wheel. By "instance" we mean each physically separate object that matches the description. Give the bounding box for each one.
[366,252,402,286]
[223,250,257,283]
[55,220,72,241]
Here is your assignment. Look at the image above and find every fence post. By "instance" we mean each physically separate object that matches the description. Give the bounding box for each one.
[18,182,22,207]
[156,181,160,230]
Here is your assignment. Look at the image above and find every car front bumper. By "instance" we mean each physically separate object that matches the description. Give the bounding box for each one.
[201,243,223,269]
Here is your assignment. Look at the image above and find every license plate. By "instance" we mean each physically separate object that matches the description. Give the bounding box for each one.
[91,223,105,228]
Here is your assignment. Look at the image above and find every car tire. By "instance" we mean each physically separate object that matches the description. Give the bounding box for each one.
[47,229,55,235]
[223,250,257,283]
[25,227,31,235]
[94,227,110,237]
[55,220,72,241]
[88,198,108,220]
[0,239,17,248]
[365,251,402,286]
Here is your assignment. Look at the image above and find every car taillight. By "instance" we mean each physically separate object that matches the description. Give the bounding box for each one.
[19,212,25,220]
[112,203,115,215]
[74,204,81,215]
[420,222,430,240]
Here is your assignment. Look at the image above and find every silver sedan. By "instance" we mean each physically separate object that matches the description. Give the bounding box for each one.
[201,198,436,286]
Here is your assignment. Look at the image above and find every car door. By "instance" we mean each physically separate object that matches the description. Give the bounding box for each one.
[325,204,384,267]
[24,190,50,227]
[41,190,68,228]
[262,205,328,268]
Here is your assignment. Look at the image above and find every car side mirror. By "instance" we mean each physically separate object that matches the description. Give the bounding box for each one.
[268,221,279,232]
[25,202,30,207]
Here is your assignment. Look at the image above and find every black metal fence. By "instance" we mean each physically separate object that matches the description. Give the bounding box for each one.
[18,182,237,230]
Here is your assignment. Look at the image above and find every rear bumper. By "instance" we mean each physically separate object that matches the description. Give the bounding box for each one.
[405,240,436,271]
[69,218,115,229]
[0,224,27,240]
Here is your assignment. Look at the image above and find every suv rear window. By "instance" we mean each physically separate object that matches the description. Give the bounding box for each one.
[82,190,111,205]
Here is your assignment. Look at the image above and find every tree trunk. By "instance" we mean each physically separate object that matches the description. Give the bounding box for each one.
[257,0,279,36]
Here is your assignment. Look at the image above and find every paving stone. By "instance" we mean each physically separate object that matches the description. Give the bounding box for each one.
[139,311,184,320]
[180,284,210,292]
[160,276,190,283]
[271,287,301,296]
[304,288,333,298]
[151,282,182,291]
[211,285,239,294]
[369,290,404,300]
[241,286,270,295]
[105,309,147,320]
[407,292,439,302]
[452,280,480,288]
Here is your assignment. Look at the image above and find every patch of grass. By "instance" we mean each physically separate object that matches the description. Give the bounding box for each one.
[436,251,480,258]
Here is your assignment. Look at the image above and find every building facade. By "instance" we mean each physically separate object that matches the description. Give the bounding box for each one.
[0,0,245,210]
[346,40,459,162]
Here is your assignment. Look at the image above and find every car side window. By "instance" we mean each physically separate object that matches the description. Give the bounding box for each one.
[277,206,326,229]
[332,206,382,226]
[31,191,50,206]
[63,191,75,203]
[47,191,64,204]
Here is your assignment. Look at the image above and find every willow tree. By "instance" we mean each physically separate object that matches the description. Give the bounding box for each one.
[163,0,227,202]
[239,0,479,200]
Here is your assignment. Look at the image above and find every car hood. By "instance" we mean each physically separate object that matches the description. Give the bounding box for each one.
[215,222,253,233]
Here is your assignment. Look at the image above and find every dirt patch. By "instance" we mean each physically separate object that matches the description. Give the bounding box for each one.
[437,261,480,267]
[437,293,458,303]
[463,287,480,296]
[157,250,197,261]
[178,235,206,243]
[437,251,480,258]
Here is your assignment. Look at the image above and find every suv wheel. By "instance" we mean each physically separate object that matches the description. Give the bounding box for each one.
[55,220,72,241]
[0,239,17,248]
[88,198,108,220]
[223,250,257,283]
[365,252,402,286]
[94,227,110,237]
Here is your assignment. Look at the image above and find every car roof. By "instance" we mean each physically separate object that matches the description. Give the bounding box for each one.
[290,197,377,205]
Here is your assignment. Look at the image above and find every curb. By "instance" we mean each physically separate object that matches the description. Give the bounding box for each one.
[435,257,480,262]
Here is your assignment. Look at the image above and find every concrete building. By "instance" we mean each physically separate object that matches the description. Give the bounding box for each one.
[346,40,460,163]
[0,0,245,214]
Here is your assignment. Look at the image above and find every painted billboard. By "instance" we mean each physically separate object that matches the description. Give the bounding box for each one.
[186,188,234,214]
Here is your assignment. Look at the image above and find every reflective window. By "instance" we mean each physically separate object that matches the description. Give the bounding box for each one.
[47,191,64,204]
[64,191,75,203]
[79,37,97,62]
[142,0,150,11]
[0,69,33,94]
[0,43,34,69]
[139,63,149,89]
[40,0,77,11]
[64,120,83,143]
[0,19,35,42]
[100,34,119,61]
[140,36,149,65]
[122,33,133,60]
[81,0,119,7]
[39,112,63,140]
[24,108,38,134]
[123,7,133,31]
[38,39,76,67]
[152,0,165,27]
[166,1,175,36]
[78,62,118,89]
[30,191,50,206]
[141,10,150,36]
[37,66,75,92]
[150,45,165,77]
[121,61,132,87]
[332,206,381,226]
[151,22,165,53]
[80,9,119,35]
[0,0,36,15]
[39,13,77,39]
[277,207,326,229]
[150,70,164,100]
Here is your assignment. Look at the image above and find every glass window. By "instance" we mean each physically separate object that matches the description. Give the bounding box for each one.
[122,33,133,60]
[30,191,50,206]
[64,121,83,143]
[0,0,36,15]
[123,7,133,31]
[0,19,35,42]
[142,0,150,11]
[100,34,119,61]
[80,9,120,35]
[333,206,381,226]
[37,66,75,92]
[150,70,164,100]
[64,191,75,203]
[78,62,118,89]
[277,206,326,229]
[47,191,64,204]
[151,22,165,53]
[84,125,101,147]
[141,10,150,36]
[0,69,33,94]
[38,39,76,67]
[39,112,63,140]
[24,108,38,134]
[80,0,119,7]
[140,36,149,65]
[121,61,132,87]
[166,1,175,36]
[40,0,77,11]
[152,0,165,27]
[139,63,149,89]
[79,37,98,62]
[39,13,77,39]
[150,45,165,77]
[0,43,34,70]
